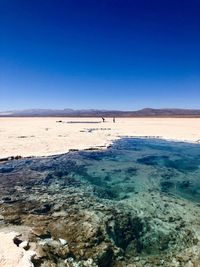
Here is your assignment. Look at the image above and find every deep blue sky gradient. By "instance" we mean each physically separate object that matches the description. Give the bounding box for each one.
[1,0,200,110]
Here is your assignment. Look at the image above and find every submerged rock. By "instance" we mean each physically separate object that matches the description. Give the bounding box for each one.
[59,238,67,246]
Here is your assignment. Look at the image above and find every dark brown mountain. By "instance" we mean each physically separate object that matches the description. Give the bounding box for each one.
[1,108,200,117]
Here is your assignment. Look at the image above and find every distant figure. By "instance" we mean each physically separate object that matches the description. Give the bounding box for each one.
[102,117,105,123]
[113,117,115,123]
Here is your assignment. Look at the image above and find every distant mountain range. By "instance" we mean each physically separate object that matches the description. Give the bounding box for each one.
[1,108,200,117]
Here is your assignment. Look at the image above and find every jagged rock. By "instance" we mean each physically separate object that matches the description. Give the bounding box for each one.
[38,237,70,259]
[59,238,67,245]
[64,257,98,267]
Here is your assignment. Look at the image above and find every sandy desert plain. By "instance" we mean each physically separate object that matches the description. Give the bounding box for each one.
[1,117,200,159]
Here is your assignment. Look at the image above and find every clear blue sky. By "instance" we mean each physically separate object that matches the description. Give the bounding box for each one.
[1,0,200,111]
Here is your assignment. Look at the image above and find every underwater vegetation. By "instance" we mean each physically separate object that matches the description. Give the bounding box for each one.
[0,138,200,266]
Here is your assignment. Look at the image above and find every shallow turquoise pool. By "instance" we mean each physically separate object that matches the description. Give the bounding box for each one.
[0,138,200,203]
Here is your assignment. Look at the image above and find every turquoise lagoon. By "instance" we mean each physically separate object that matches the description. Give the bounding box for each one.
[0,138,200,266]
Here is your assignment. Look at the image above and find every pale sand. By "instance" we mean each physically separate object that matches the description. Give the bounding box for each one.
[0,227,36,267]
[0,117,200,159]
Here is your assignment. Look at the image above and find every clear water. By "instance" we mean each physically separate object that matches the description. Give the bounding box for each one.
[0,138,200,266]
[0,138,200,203]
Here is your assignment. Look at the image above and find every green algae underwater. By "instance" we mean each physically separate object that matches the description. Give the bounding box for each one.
[0,138,200,267]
